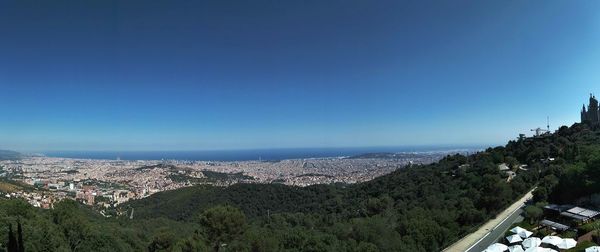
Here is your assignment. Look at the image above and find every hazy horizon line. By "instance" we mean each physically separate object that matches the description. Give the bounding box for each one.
[20,144,493,153]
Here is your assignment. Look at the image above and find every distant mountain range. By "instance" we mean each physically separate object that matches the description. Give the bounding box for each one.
[346,150,472,159]
[346,152,415,159]
[0,150,22,160]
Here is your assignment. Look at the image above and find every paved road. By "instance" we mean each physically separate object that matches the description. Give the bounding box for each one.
[465,209,524,252]
[443,188,534,252]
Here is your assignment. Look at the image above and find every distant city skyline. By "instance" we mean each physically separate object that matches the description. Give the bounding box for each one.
[1,1,600,151]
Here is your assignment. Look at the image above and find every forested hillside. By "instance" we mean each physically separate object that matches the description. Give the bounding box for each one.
[1,123,599,251]
[124,144,539,251]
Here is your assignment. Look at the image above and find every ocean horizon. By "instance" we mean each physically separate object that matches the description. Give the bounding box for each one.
[41,145,486,161]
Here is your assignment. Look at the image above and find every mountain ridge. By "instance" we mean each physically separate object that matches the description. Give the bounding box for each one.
[0,150,22,160]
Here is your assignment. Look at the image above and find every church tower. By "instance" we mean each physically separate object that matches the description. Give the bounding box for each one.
[582,94,600,124]
[589,94,599,123]
[582,104,588,123]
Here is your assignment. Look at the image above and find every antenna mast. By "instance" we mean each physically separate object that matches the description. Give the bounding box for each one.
[547,116,550,132]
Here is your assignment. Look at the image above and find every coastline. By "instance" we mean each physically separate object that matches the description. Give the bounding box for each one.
[40,146,483,162]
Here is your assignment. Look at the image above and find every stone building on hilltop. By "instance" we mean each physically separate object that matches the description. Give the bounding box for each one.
[581,94,600,124]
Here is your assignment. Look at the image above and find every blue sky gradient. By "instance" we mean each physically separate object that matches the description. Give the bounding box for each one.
[1,0,600,151]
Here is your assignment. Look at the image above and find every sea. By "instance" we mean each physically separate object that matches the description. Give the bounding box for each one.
[42,145,485,161]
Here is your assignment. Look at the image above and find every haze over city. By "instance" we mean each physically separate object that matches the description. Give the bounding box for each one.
[1,1,599,152]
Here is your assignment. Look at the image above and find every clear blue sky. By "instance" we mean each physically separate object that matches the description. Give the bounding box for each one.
[1,0,599,151]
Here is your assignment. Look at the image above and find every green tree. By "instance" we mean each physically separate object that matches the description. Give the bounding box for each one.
[148,229,177,252]
[200,205,248,252]
[505,156,519,168]
[17,221,23,252]
[172,235,208,252]
[524,205,543,224]
[533,187,548,202]
[356,242,379,252]
[7,224,18,252]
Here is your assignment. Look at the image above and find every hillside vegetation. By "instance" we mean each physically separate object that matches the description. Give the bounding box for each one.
[1,123,599,251]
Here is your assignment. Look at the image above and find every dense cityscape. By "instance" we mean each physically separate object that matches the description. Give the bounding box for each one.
[0,151,466,212]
